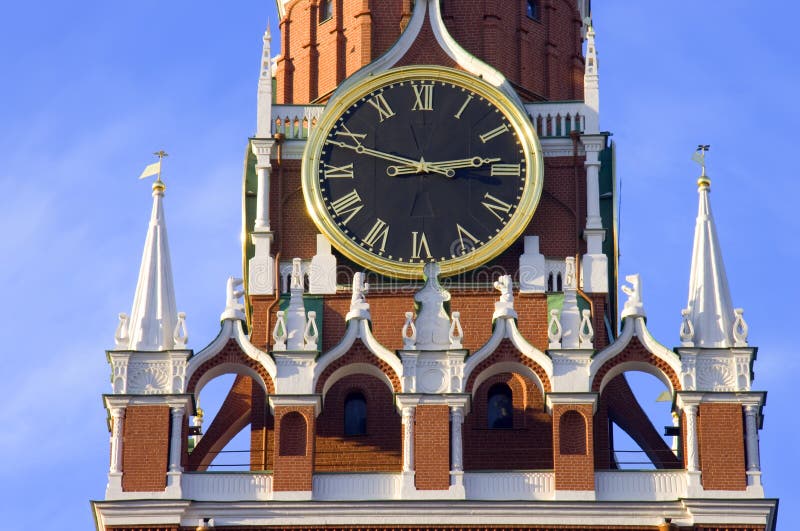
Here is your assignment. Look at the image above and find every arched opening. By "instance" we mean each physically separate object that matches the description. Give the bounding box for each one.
[598,371,680,470]
[344,391,367,436]
[464,371,553,471]
[559,411,587,455]
[279,412,308,456]
[526,0,540,20]
[487,383,513,429]
[319,0,333,23]
[188,374,257,471]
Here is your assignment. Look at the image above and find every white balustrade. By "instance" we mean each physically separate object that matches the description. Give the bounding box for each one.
[595,470,687,501]
[313,473,402,501]
[182,472,273,501]
[272,105,325,139]
[525,102,589,138]
[464,471,555,500]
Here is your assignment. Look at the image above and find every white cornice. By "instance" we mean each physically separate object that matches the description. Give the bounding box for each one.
[91,499,777,530]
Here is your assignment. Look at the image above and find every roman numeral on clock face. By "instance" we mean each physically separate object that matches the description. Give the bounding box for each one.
[330,189,364,224]
[455,224,480,254]
[411,231,432,259]
[479,123,510,143]
[367,93,396,122]
[323,162,354,179]
[332,124,367,144]
[490,163,521,176]
[454,94,474,119]
[412,84,434,111]
[363,219,390,252]
[481,193,513,221]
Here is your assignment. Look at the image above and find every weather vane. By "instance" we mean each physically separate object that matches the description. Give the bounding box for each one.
[691,144,710,178]
[138,150,169,186]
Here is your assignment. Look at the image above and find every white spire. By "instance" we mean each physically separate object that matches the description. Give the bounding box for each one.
[685,175,736,348]
[256,19,273,138]
[122,180,181,351]
[583,19,599,133]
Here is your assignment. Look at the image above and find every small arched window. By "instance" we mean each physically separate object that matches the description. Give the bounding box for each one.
[526,0,540,20]
[487,383,513,429]
[344,392,367,436]
[319,0,333,23]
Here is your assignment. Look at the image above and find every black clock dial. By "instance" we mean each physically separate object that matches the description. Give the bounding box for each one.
[317,79,526,265]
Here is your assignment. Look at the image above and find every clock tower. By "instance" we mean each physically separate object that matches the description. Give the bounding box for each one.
[92,1,777,530]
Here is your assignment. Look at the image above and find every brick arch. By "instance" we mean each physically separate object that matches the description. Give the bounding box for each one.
[187,339,275,395]
[315,341,401,394]
[591,337,681,394]
[466,339,552,393]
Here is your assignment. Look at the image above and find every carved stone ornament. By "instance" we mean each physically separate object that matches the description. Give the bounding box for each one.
[128,361,171,394]
[548,309,563,349]
[732,308,749,347]
[621,273,645,318]
[679,308,695,347]
[114,313,129,348]
[449,311,464,348]
[346,272,371,321]
[402,311,417,350]
[173,312,188,348]
[696,358,736,391]
[492,274,517,319]
[273,311,287,351]
[221,276,245,321]
[304,311,319,351]
[413,263,451,350]
[579,309,594,348]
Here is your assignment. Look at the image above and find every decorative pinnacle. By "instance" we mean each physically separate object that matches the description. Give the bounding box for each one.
[692,144,711,188]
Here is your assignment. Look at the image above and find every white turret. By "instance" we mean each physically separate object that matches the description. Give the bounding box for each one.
[684,164,738,348]
[583,19,599,134]
[256,20,273,139]
[116,179,184,351]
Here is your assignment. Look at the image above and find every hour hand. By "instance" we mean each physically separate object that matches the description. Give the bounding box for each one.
[427,157,502,174]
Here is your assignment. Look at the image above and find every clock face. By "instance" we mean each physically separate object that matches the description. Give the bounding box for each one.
[303,67,542,279]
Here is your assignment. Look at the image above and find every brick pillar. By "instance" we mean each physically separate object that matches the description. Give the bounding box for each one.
[270,396,321,500]
[548,394,597,499]
[121,405,170,492]
[414,405,450,490]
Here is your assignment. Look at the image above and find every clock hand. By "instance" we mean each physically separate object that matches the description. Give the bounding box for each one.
[426,157,502,173]
[327,139,452,177]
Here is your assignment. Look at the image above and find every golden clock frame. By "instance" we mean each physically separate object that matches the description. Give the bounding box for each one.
[301,65,544,279]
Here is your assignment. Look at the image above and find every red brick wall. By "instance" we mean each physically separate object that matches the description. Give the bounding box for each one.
[316,373,402,471]
[121,405,169,492]
[250,378,273,470]
[698,402,746,491]
[442,0,584,101]
[552,403,594,490]
[463,372,553,470]
[273,406,316,491]
[414,405,450,490]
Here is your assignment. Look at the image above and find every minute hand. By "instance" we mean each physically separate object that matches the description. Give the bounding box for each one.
[328,140,450,177]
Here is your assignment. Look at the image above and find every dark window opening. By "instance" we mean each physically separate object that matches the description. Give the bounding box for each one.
[319,0,333,23]
[526,0,540,20]
[344,392,367,436]
[487,383,513,429]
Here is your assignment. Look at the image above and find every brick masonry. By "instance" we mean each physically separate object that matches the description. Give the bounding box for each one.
[414,404,451,490]
[273,405,316,491]
[698,402,746,491]
[552,403,594,491]
[121,405,169,492]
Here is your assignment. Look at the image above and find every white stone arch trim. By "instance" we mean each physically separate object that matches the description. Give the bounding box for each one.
[470,360,547,401]
[192,362,268,399]
[463,318,553,387]
[313,318,403,391]
[320,362,396,400]
[186,319,277,393]
[594,361,675,399]
[589,316,682,395]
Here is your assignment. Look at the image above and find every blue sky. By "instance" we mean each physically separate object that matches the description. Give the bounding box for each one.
[0,1,796,529]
